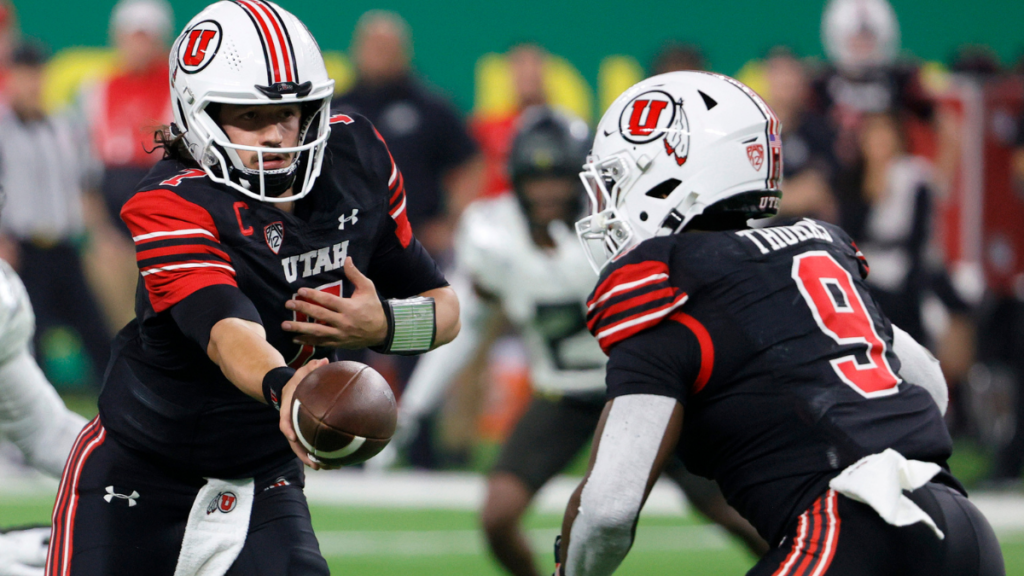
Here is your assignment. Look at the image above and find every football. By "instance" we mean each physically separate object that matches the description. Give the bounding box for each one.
[291,361,398,467]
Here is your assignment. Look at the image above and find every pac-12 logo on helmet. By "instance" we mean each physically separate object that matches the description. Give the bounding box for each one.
[177,20,222,74]
[617,90,690,166]
[746,143,765,171]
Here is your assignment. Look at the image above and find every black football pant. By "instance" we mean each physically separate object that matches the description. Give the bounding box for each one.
[748,484,1004,576]
[46,417,329,576]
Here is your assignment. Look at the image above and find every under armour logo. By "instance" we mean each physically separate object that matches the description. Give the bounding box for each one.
[104,486,139,507]
[338,209,359,230]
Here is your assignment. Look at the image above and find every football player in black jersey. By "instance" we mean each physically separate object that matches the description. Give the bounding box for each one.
[46,3,459,575]
[555,72,1003,576]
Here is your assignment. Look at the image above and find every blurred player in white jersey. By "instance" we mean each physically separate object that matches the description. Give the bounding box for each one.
[0,187,88,576]
[401,107,766,576]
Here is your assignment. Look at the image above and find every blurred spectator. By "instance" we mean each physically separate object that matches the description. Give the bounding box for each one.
[82,0,173,230]
[986,105,1024,482]
[471,42,548,198]
[834,113,972,352]
[762,48,838,222]
[333,10,482,257]
[950,45,1002,77]
[0,0,18,104]
[650,41,706,75]
[79,0,173,330]
[0,41,110,387]
[813,0,935,166]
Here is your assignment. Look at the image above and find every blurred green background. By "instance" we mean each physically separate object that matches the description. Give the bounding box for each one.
[15,0,1024,111]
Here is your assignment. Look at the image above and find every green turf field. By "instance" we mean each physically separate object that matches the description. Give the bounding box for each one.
[3,492,1023,575]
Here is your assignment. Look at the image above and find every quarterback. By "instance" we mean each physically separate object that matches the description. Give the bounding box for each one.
[556,72,1002,576]
[47,2,458,575]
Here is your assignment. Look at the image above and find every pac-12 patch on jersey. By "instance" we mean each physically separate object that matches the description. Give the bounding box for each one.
[264,222,284,254]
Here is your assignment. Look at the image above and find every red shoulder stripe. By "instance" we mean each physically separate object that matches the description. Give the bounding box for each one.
[122,189,236,312]
[140,264,237,313]
[122,189,221,244]
[330,113,354,125]
[592,292,688,354]
[588,260,670,311]
[670,311,714,394]
[590,287,676,322]
[136,243,232,264]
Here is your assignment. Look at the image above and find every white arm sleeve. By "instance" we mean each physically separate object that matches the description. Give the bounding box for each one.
[566,394,677,576]
[891,324,948,415]
[0,348,87,478]
[400,274,496,421]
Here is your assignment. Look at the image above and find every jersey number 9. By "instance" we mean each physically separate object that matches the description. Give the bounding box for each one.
[792,251,900,398]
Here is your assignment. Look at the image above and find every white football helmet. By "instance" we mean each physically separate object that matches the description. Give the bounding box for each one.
[822,0,900,74]
[169,0,335,202]
[576,71,783,272]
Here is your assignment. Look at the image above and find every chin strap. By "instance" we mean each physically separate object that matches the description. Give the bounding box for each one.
[232,156,302,197]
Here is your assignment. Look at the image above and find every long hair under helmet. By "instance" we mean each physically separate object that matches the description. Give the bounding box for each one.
[168,0,335,202]
[576,71,784,272]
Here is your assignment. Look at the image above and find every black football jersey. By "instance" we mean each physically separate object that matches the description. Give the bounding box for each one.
[97,113,448,478]
[588,218,958,545]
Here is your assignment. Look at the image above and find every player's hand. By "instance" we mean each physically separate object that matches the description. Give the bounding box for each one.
[282,258,388,349]
[278,358,329,470]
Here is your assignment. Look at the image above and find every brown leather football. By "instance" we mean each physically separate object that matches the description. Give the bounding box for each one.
[291,361,397,467]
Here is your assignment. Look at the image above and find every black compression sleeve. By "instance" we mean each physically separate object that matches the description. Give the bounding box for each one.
[367,235,449,299]
[169,284,263,351]
[605,319,702,405]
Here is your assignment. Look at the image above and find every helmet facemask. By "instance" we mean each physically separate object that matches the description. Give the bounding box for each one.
[188,95,332,203]
[576,153,641,272]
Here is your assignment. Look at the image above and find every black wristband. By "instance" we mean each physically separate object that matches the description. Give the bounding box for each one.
[262,366,296,411]
[369,298,396,354]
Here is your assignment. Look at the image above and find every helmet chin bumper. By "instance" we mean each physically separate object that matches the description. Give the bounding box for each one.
[575,209,636,273]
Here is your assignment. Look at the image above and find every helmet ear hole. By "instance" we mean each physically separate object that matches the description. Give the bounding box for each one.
[175,101,190,132]
[645,178,681,199]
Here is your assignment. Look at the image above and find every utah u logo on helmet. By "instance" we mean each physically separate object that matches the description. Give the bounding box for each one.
[617,91,690,166]
[178,21,221,72]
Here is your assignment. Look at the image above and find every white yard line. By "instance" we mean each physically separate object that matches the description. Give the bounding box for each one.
[316,525,731,557]
[2,469,1023,534]
[302,469,690,516]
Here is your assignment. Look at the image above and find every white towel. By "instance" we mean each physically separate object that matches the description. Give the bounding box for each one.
[829,449,944,539]
[173,478,255,576]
